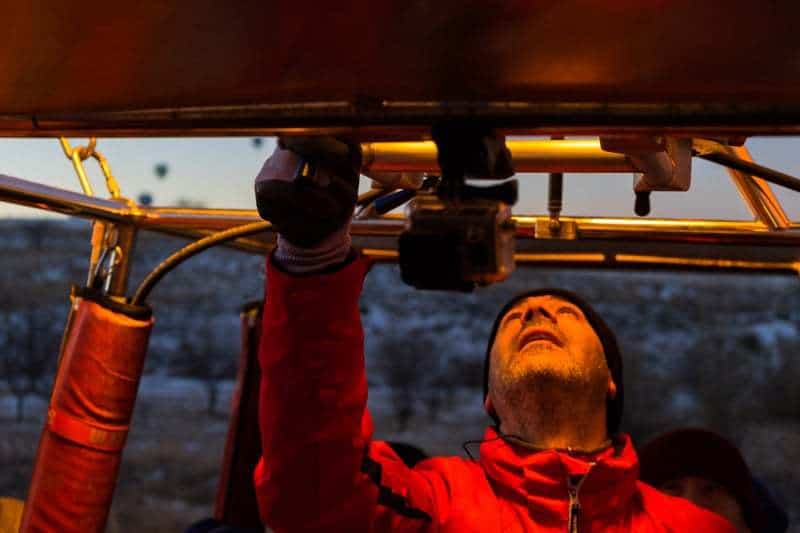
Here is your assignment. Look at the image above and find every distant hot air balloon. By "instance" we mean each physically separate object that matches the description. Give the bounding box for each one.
[252,138,264,149]
[138,192,153,206]
[154,162,169,180]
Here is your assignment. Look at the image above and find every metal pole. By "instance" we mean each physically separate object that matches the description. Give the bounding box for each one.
[696,141,800,195]
[6,101,800,137]
[0,174,131,222]
[103,224,138,297]
[725,145,791,230]
[361,139,634,174]
[4,171,800,272]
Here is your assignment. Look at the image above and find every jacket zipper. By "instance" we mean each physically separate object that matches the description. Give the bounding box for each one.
[566,463,594,533]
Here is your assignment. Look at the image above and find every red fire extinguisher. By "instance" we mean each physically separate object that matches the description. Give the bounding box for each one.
[20,287,153,533]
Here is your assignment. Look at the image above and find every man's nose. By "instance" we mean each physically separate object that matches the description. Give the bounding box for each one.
[522,304,555,323]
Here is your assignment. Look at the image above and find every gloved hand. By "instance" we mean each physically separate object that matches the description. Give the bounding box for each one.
[255,138,360,273]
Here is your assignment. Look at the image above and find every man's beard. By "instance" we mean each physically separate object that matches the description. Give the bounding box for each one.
[493,359,590,408]
[497,350,593,392]
[489,355,608,437]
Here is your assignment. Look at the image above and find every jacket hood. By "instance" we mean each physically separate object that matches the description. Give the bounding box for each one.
[478,427,639,525]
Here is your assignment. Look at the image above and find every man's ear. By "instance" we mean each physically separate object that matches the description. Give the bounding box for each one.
[484,396,495,417]
[607,375,617,400]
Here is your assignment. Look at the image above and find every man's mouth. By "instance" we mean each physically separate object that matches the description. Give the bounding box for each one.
[518,328,564,351]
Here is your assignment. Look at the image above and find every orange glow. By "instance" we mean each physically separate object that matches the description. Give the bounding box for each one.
[614,254,800,273]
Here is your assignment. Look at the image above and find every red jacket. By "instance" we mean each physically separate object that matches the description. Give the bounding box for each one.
[254,255,735,533]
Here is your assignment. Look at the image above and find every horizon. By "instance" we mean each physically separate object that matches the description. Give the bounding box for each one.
[1,136,799,221]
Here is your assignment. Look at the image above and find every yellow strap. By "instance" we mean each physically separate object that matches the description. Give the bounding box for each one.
[0,497,24,533]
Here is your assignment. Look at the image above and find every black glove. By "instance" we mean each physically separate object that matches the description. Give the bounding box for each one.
[254,137,360,248]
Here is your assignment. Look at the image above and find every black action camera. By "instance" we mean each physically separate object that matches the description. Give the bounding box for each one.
[398,123,518,291]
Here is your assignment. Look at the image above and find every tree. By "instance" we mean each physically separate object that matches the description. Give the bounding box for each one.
[761,336,800,421]
[375,331,436,431]
[0,307,58,422]
[174,197,207,208]
[172,331,237,416]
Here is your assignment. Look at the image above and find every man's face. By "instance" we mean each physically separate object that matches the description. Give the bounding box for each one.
[488,295,613,412]
[659,476,750,533]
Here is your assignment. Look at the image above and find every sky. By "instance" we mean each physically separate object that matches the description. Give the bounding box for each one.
[1,136,800,221]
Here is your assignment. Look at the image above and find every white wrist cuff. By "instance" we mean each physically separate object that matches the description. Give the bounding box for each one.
[274,227,351,274]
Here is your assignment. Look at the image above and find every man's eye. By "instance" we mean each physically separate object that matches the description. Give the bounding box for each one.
[557,307,579,318]
[503,311,522,325]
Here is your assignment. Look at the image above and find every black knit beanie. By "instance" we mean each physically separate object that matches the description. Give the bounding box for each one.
[483,288,624,435]
[639,428,775,533]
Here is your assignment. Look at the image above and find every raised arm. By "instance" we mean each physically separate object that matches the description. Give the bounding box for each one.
[253,143,444,533]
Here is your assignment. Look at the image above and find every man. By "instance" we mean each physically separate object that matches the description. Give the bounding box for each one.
[639,428,789,533]
[253,143,735,532]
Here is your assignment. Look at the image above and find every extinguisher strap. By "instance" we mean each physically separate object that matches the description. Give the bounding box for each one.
[71,285,153,320]
[47,408,129,453]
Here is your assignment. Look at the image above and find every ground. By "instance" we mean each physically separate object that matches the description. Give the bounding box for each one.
[0,220,798,531]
